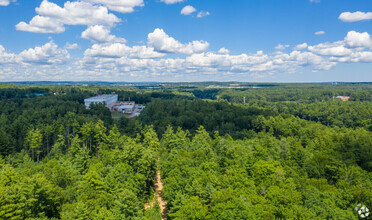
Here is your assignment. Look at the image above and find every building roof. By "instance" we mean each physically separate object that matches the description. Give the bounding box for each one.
[84,94,117,101]
[117,105,135,109]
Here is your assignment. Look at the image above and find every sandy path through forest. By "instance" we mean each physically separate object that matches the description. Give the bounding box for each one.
[155,170,167,219]
[145,160,167,220]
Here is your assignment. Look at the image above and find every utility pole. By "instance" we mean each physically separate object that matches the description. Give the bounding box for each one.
[244,96,246,104]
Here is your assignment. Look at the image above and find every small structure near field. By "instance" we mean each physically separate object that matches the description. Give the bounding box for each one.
[84,94,118,109]
[336,96,350,101]
[112,101,135,114]
[85,94,145,117]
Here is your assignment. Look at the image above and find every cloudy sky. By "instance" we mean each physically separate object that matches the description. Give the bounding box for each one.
[0,0,371,82]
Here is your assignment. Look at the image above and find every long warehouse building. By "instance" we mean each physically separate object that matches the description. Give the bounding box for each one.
[84,94,118,109]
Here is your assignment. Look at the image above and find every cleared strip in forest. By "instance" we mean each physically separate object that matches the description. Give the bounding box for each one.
[144,164,167,219]
[155,170,167,219]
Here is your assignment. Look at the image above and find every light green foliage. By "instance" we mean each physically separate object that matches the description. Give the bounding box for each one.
[80,121,95,150]
[0,168,63,219]
[42,124,54,154]
[252,160,285,188]
[26,128,43,161]
[61,201,90,220]
[142,125,160,151]
[94,120,107,157]
[144,202,162,220]
[107,125,121,149]
[69,135,82,157]
[172,196,208,220]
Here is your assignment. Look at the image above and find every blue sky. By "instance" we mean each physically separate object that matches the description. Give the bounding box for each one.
[0,0,371,82]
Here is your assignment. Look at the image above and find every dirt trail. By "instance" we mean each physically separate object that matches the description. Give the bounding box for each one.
[145,163,167,220]
[155,170,167,219]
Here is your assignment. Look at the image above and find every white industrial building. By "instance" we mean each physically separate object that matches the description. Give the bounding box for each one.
[84,94,118,109]
[112,101,135,114]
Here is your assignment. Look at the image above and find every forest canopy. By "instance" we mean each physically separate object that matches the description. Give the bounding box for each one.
[0,83,371,219]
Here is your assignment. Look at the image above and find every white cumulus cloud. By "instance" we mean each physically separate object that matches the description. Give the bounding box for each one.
[147,28,209,54]
[294,43,308,50]
[2,30,372,81]
[197,11,210,18]
[181,5,196,15]
[84,43,165,59]
[339,11,372,22]
[16,15,65,34]
[330,51,372,63]
[344,31,372,48]
[16,0,120,34]
[315,31,325,35]
[218,48,230,54]
[160,0,185,4]
[81,25,126,43]
[19,41,70,65]
[64,43,80,50]
[308,42,353,57]
[0,0,15,6]
[275,44,290,50]
[308,31,372,62]
[82,0,144,13]
[79,48,336,81]
[35,0,120,26]
[0,45,17,64]
[79,30,372,80]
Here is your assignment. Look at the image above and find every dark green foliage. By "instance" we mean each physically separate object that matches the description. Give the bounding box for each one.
[190,89,220,100]
[215,84,372,130]
[139,99,275,138]
[0,83,371,219]
[0,88,111,157]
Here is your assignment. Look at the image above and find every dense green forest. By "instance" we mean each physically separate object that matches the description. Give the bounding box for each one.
[0,83,371,219]
[160,122,372,219]
[215,84,372,131]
